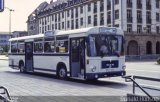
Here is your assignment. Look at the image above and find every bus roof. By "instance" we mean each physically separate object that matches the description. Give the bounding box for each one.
[9,27,124,41]
[9,34,44,41]
[56,26,123,36]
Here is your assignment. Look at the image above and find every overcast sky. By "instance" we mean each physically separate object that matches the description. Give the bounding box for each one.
[0,0,56,32]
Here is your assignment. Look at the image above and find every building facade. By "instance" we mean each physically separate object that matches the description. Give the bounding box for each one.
[27,0,160,58]
[0,32,12,47]
[12,31,28,38]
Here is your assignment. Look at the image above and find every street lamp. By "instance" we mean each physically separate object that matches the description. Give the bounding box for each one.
[5,7,14,35]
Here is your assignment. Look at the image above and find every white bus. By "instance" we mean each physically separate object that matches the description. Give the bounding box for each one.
[8,27,126,80]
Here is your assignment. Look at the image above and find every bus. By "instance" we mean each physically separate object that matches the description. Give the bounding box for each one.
[8,26,126,80]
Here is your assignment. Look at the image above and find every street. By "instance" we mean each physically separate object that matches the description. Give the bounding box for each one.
[0,58,160,99]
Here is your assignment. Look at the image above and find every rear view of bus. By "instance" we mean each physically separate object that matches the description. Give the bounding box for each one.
[85,27,126,80]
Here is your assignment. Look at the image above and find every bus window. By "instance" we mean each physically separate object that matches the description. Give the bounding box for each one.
[87,35,124,57]
[11,41,18,53]
[34,38,43,53]
[44,42,55,52]
[44,37,55,53]
[18,41,25,53]
[34,42,43,53]
[56,36,68,53]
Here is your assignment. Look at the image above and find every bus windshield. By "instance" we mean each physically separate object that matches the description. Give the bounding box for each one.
[87,34,124,57]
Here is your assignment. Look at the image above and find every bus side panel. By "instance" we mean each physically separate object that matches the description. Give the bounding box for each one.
[9,55,25,69]
[33,55,70,74]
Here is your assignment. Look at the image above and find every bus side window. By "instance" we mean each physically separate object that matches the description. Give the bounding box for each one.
[56,36,68,53]
[17,41,25,53]
[44,37,55,53]
[11,41,18,53]
[34,42,43,53]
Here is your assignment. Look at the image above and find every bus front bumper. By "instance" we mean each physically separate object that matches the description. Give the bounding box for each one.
[86,71,126,79]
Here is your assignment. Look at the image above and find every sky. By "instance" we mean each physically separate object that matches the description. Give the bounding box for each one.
[0,0,56,32]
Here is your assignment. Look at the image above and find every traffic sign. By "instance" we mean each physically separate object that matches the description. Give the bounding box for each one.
[0,0,4,12]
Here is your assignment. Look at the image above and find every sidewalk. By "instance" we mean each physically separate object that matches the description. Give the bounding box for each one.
[0,55,8,60]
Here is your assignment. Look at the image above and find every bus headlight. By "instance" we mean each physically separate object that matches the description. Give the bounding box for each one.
[122,65,126,69]
[90,66,96,72]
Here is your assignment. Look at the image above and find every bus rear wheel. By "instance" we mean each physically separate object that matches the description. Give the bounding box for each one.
[19,62,25,73]
[57,66,67,79]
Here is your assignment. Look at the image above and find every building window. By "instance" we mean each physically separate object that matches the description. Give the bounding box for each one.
[115,0,119,5]
[137,11,142,23]
[58,14,60,21]
[45,18,47,25]
[127,24,132,32]
[146,0,151,10]
[76,8,78,18]
[146,41,152,54]
[156,26,160,34]
[80,6,83,14]
[52,15,54,21]
[42,27,44,33]
[39,20,41,24]
[62,12,64,18]
[52,24,54,30]
[71,20,74,29]
[115,10,119,19]
[156,13,160,22]
[146,25,151,33]
[107,12,111,24]
[94,15,97,26]
[67,10,70,17]
[80,18,83,26]
[100,13,104,25]
[137,0,142,9]
[127,0,132,8]
[76,19,78,29]
[71,9,74,18]
[55,23,57,29]
[127,10,132,23]
[146,11,151,24]
[94,2,97,13]
[88,3,91,12]
[107,0,111,10]
[137,25,142,33]
[55,14,57,22]
[156,0,160,8]
[62,22,64,29]
[88,16,91,24]
[48,25,50,31]
[115,24,119,27]
[100,0,104,12]
[58,23,61,30]
[67,21,70,28]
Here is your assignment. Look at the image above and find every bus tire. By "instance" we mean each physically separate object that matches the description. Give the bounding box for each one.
[57,65,67,79]
[19,61,25,73]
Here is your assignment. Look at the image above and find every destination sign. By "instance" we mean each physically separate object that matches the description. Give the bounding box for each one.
[45,31,55,37]
[99,27,117,34]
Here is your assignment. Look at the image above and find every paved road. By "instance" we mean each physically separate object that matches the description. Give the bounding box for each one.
[0,59,160,98]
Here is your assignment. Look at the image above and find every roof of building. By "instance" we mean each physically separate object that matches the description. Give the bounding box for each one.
[44,0,67,11]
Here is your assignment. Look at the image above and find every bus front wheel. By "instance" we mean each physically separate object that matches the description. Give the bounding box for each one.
[57,65,67,79]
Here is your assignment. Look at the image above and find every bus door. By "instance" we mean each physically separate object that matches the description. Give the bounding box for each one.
[70,38,85,78]
[25,42,33,72]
